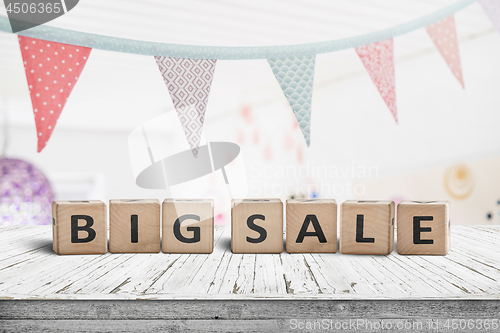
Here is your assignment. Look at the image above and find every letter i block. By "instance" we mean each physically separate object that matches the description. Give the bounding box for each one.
[286,199,337,253]
[340,200,395,255]
[162,199,214,254]
[397,201,450,255]
[52,200,107,255]
[231,199,283,254]
[109,199,160,253]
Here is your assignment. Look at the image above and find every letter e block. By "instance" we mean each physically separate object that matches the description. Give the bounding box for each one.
[231,199,283,254]
[397,201,450,255]
[286,199,337,253]
[162,199,214,254]
[109,199,160,253]
[52,200,107,255]
[340,200,395,255]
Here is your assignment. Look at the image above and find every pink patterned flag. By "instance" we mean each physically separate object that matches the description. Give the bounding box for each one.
[355,39,398,123]
[18,36,91,152]
[426,16,464,88]
[155,57,216,158]
[479,0,500,34]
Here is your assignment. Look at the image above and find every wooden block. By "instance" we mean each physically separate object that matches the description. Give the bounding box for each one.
[286,199,337,253]
[340,200,395,255]
[231,199,283,254]
[52,200,107,255]
[162,199,214,254]
[397,201,450,255]
[109,199,160,253]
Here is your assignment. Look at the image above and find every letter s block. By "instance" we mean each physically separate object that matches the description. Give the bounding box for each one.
[286,199,337,253]
[109,199,160,253]
[52,200,107,255]
[340,200,395,255]
[397,201,450,255]
[231,199,283,254]
[162,199,214,254]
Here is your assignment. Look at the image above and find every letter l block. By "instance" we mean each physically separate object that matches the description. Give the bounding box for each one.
[162,199,214,254]
[52,200,107,255]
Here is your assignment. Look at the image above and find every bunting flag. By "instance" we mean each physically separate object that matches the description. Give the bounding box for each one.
[479,0,500,34]
[268,56,315,147]
[18,36,91,152]
[154,57,216,158]
[426,16,464,88]
[355,39,398,123]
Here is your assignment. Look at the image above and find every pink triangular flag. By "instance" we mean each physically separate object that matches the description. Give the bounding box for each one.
[426,16,464,88]
[355,39,398,123]
[19,36,91,152]
[155,57,216,158]
[479,0,500,34]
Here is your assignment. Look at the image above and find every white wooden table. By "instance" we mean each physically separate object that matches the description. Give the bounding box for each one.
[1,225,499,332]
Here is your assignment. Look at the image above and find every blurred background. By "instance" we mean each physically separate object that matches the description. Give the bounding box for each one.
[1,0,499,225]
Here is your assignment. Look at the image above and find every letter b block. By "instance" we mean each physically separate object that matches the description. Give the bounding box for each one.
[109,199,160,253]
[162,199,214,254]
[231,199,283,253]
[340,200,395,255]
[286,199,337,253]
[397,201,450,255]
[52,200,107,255]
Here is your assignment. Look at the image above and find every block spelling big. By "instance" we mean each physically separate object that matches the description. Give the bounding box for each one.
[340,200,395,255]
[52,200,107,255]
[397,201,450,255]
[231,199,283,253]
[109,199,160,253]
[286,199,337,253]
[163,199,214,254]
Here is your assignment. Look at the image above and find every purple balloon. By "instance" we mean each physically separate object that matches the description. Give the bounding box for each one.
[0,158,54,225]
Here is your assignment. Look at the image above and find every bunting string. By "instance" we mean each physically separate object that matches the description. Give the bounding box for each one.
[0,0,477,60]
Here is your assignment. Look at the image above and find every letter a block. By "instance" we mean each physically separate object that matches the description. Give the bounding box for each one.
[231,199,283,254]
[162,199,214,254]
[52,200,107,255]
[397,201,450,255]
[340,200,395,255]
[109,199,160,253]
[286,199,337,253]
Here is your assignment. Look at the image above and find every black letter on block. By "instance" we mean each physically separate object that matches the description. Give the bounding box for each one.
[246,214,267,243]
[296,214,327,243]
[413,216,433,244]
[71,215,96,243]
[131,215,138,243]
[356,214,374,243]
[174,214,201,243]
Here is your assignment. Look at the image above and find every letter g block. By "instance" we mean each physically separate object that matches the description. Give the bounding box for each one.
[52,200,107,255]
[162,199,214,254]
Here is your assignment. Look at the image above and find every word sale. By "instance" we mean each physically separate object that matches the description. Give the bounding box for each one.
[52,199,450,256]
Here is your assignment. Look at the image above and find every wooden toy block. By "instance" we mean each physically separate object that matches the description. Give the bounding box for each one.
[109,199,160,253]
[340,200,395,255]
[52,200,107,255]
[286,199,337,253]
[231,199,283,254]
[162,199,214,254]
[397,201,450,255]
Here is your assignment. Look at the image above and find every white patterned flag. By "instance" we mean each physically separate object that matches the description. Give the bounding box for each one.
[479,0,500,34]
[268,56,315,147]
[355,39,398,124]
[18,36,91,152]
[426,16,464,88]
[155,57,216,158]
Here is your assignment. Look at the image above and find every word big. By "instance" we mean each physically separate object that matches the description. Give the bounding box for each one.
[52,199,450,255]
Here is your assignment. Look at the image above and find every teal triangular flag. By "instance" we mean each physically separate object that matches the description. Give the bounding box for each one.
[268,55,315,147]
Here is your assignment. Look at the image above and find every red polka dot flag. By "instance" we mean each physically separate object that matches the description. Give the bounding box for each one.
[426,16,464,89]
[18,36,92,152]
